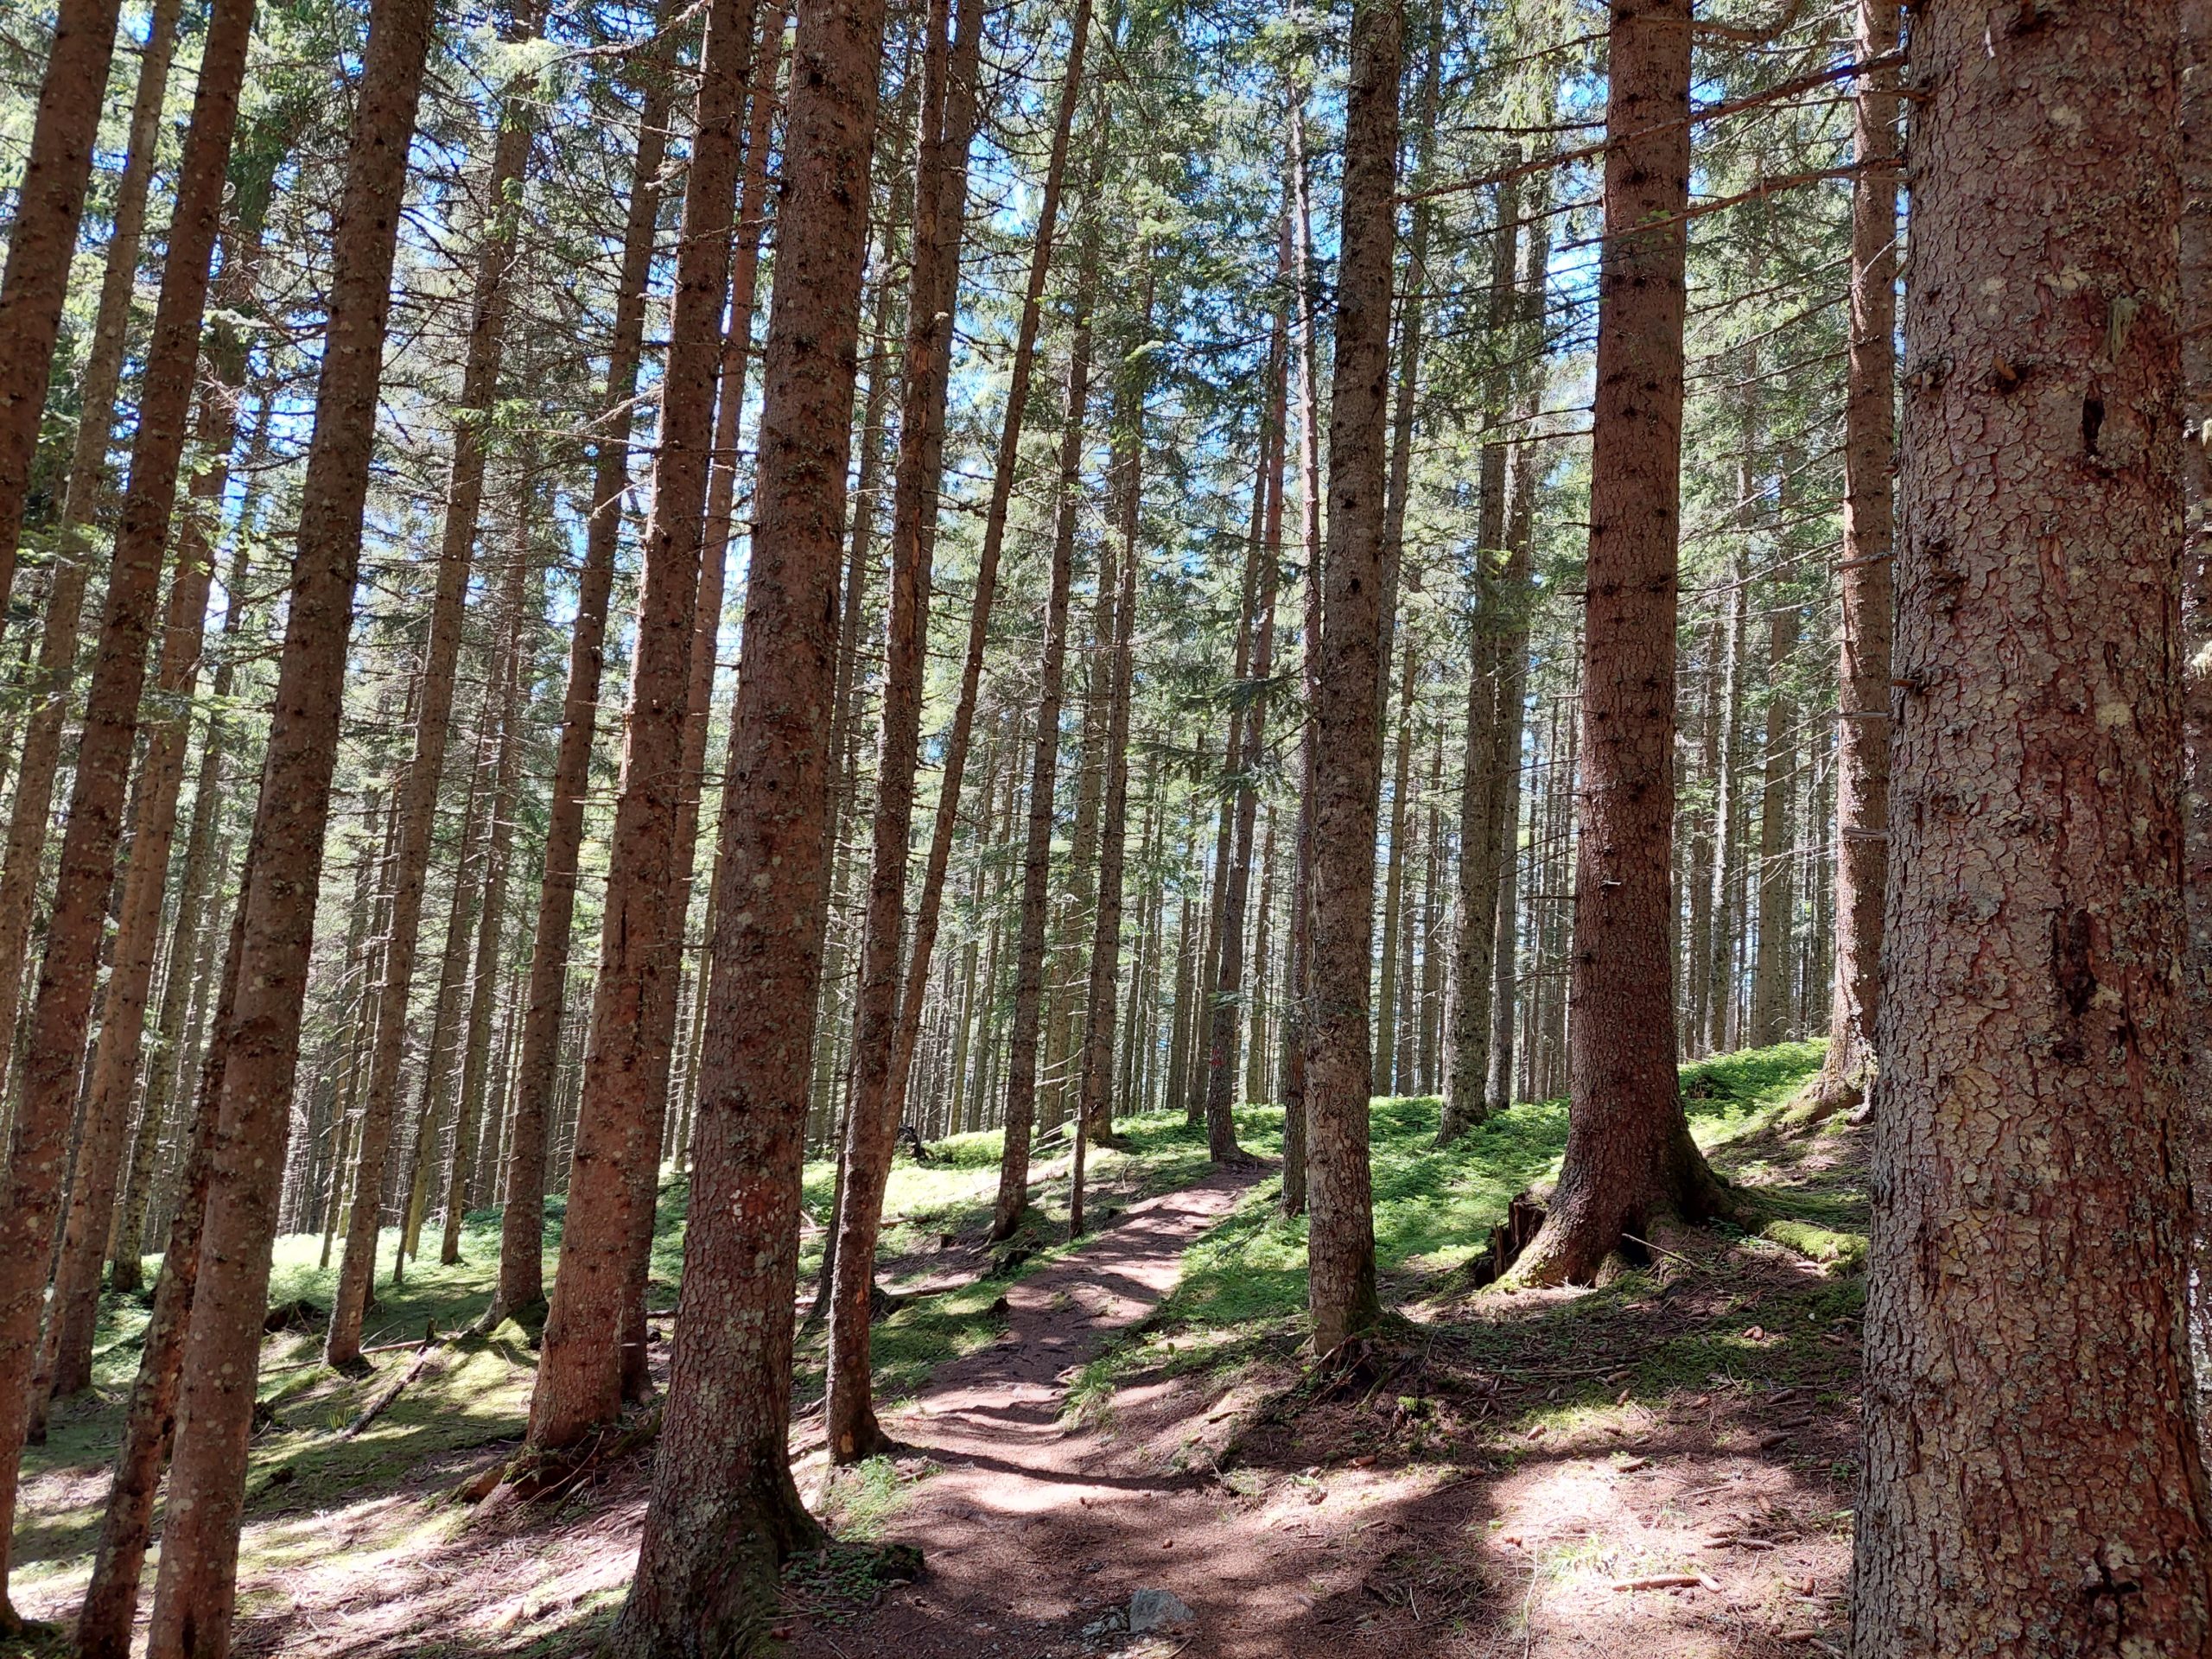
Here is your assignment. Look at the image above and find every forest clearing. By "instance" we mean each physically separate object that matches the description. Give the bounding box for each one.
[9,1047,1865,1656]
[0,0,2202,1639]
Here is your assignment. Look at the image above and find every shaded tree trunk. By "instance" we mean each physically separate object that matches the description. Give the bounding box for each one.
[1751,601,1798,1046]
[1851,0,2212,1643]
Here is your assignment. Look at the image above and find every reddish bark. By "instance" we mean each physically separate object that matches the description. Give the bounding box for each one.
[494,0,679,1324]
[0,0,256,1601]
[1302,0,1400,1356]
[140,0,441,1638]
[1853,0,2212,1643]
[607,0,887,1628]
[824,0,982,1464]
[1507,0,1726,1287]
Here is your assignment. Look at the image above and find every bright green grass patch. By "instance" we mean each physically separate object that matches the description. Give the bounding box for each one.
[1069,1041,1835,1413]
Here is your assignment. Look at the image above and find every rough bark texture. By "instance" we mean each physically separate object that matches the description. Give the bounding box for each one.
[0,0,130,620]
[1303,0,1400,1357]
[1812,0,1897,1114]
[995,202,1101,1242]
[141,0,438,1638]
[327,12,542,1365]
[1507,0,1725,1287]
[74,880,245,1659]
[606,0,884,1630]
[0,0,255,1591]
[824,0,978,1463]
[1850,0,2212,1648]
[529,0,754,1449]
[494,1,677,1324]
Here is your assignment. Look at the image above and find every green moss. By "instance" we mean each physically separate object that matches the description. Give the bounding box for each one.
[1761,1218,1867,1272]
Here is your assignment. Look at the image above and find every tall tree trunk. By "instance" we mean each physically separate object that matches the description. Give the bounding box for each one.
[1812,0,1897,1113]
[327,5,543,1365]
[0,0,256,1593]
[141,0,440,1637]
[1203,288,1287,1153]
[443,524,531,1264]
[1702,543,1748,1054]
[1484,430,1540,1113]
[608,0,887,1624]
[527,0,757,1449]
[1851,0,2212,1643]
[1304,0,1400,1356]
[883,0,1091,1146]
[994,185,1101,1241]
[0,0,181,1106]
[73,865,248,1659]
[826,0,982,1461]
[1437,175,1522,1143]
[0,0,133,621]
[1750,600,1798,1045]
[1372,654,1414,1097]
[493,2,678,1324]
[1506,0,1725,1287]
[1071,318,1146,1231]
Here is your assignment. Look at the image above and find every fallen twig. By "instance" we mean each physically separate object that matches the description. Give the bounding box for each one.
[1611,1573,1721,1592]
[340,1336,446,1440]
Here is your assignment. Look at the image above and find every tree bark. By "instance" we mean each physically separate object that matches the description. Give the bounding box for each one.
[1750,600,1797,1046]
[607,0,887,1628]
[528,0,756,1449]
[1702,543,1748,1054]
[1811,0,1897,1114]
[1851,0,2212,1644]
[1303,0,1400,1357]
[826,0,982,1460]
[995,184,1102,1242]
[327,3,543,1366]
[0,0,131,622]
[142,0,440,1638]
[0,0,255,1593]
[1505,0,1725,1287]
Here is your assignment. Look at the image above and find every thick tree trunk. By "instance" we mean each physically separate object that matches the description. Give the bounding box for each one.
[528,0,755,1449]
[1303,0,1400,1357]
[0,0,255,1592]
[0,0,132,621]
[142,0,440,1639]
[1506,0,1725,1287]
[493,1,678,1325]
[994,194,1101,1242]
[826,0,982,1460]
[1812,0,1897,1114]
[73,874,247,1659]
[327,9,543,1365]
[1851,0,2212,1644]
[607,0,887,1625]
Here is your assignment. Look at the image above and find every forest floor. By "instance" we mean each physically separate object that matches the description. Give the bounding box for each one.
[6,1040,1865,1659]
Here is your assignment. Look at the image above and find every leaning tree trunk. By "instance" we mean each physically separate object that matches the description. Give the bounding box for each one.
[0,0,132,621]
[605,0,887,1631]
[994,186,1102,1243]
[1505,0,1726,1288]
[826,0,981,1463]
[327,3,543,1366]
[142,0,439,1640]
[0,0,180,1109]
[1809,0,1897,1115]
[1851,0,2212,1646]
[1303,0,1401,1357]
[0,0,255,1593]
[493,0,677,1325]
[526,0,755,1452]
